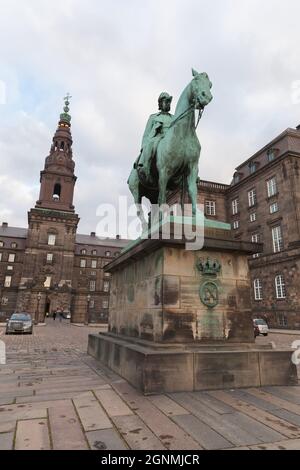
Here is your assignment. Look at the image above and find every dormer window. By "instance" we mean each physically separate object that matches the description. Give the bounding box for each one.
[80,249,86,255]
[249,162,257,174]
[267,148,275,162]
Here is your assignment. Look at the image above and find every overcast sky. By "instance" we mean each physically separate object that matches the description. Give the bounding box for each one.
[1,0,300,235]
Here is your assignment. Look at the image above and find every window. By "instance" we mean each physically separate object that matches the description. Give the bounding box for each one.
[103,281,110,292]
[0,241,4,247]
[252,233,260,258]
[92,250,97,255]
[277,313,288,327]
[254,279,263,300]
[7,266,13,271]
[89,280,96,292]
[248,189,257,207]
[233,220,239,230]
[91,259,97,269]
[90,299,95,309]
[1,297,8,306]
[53,183,61,201]
[275,275,286,299]
[205,200,216,216]
[8,253,15,263]
[91,271,97,276]
[80,259,86,268]
[233,174,240,184]
[104,272,111,278]
[267,149,275,162]
[102,300,109,309]
[270,202,279,214]
[11,242,17,248]
[267,177,277,198]
[0,253,2,262]
[249,162,257,174]
[46,253,53,263]
[105,251,111,257]
[48,234,56,246]
[232,198,239,215]
[251,233,260,243]
[4,276,12,287]
[115,252,120,257]
[272,226,283,253]
[80,249,86,255]
[250,213,256,222]
[44,276,52,288]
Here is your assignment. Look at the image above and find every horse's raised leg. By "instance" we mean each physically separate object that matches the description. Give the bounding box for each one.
[187,164,199,216]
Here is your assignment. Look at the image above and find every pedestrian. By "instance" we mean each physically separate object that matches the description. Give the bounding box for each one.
[59,310,63,322]
[53,310,57,321]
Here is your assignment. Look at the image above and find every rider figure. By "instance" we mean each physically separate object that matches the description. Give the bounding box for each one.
[135,92,173,179]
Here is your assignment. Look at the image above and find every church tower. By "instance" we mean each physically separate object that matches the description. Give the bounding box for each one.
[36,94,76,212]
[17,96,80,322]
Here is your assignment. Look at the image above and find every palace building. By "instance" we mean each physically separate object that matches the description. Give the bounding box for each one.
[0,99,127,324]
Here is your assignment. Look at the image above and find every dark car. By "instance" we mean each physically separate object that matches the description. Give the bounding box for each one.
[5,313,33,335]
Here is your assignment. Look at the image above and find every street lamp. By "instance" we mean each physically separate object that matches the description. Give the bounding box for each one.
[35,292,42,325]
[86,294,91,325]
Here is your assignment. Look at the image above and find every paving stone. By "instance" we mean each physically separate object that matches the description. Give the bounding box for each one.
[170,392,261,447]
[0,421,16,433]
[73,391,112,431]
[262,386,300,405]
[246,388,300,415]
[86,429,128,450]
[225,411,285,443]
[94,389,133,417]
[248,438,300,450]
[209,390,300,439]
[191,392,236,415]
[226,389,280,412]
[15,419,51,450]
[113,382,201,450]
[0,432,14,450]
[49,401,88,450]
[271,409,300,427]
[112,415,166,450]
[172,414,231,450]
[149,395,189,416]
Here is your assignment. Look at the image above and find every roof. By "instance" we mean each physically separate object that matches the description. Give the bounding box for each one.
[75,234,130,248]
[0,226,28,239]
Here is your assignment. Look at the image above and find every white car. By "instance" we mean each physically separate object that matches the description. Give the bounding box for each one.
[253,318,269,336]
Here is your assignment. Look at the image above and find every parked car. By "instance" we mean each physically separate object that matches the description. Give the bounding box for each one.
[253,318,269,337]
[5,313,33,335]
[62,311,71,319]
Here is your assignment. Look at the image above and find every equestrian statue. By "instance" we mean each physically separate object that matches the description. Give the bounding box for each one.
[127,68,213,228]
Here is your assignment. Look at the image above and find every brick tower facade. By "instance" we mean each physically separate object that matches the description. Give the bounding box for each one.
[17,97,79,322]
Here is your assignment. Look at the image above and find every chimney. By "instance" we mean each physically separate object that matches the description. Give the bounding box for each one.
[2,222,8,228]
[116,234,120,240]
[296,124,300,131]
[90,232,96,237]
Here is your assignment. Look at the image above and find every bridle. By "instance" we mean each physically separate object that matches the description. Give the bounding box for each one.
[168,97,204,131]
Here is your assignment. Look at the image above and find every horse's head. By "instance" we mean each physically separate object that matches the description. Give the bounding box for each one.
[190,68,213,110]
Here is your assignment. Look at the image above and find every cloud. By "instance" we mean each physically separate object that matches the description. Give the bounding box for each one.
[1,0,300,232]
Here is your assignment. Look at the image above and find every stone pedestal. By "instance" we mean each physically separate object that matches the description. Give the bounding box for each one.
[88,218,297,394]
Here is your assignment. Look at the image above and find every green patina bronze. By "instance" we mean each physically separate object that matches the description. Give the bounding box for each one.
[199,280,219,308]
[60,93,72,124]
[196,257,222,276]
[128,69,213,227]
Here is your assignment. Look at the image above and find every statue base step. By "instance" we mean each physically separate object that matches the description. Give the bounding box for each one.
[88,333,297,394]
